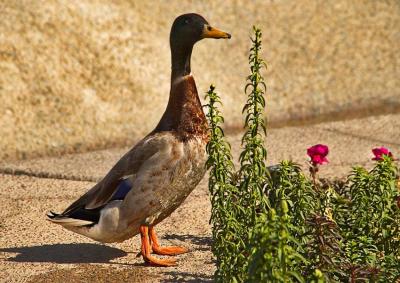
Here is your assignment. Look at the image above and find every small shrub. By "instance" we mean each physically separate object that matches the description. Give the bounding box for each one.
[205,26,270,282]
[205,84,243,281]
[205,26,400,282]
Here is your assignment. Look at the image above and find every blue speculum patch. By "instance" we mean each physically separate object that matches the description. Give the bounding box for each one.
[112,178,133,201]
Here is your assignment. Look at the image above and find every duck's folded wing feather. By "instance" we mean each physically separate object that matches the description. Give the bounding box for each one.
[62,135,161,214]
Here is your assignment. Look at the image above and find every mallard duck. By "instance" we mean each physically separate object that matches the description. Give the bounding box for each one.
[47,13,231,266]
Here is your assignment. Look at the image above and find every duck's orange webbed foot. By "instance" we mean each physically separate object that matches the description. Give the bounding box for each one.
[139,225,176,267]
[149,226,188,256]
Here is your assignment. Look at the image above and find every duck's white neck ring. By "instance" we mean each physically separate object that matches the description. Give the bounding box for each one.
[171,73,193,86]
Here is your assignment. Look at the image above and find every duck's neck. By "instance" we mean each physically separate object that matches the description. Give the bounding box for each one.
[154,45,208,140]
[171,44,193,80]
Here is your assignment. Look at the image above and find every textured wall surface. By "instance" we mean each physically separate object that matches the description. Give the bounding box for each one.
[1,0,399,160]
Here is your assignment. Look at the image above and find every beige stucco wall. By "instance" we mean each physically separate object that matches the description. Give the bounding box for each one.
[1,0,399,160]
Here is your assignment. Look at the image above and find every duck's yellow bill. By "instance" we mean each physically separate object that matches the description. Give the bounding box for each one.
[202,25,231,39]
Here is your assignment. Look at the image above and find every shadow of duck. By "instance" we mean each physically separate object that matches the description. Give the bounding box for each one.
[163,234,211,252]
[163,234,211,246]
[162,271,213,283]
[0,243,127,264]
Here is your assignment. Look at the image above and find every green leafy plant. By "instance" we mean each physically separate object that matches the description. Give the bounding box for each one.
[205,26,270,282]
[205,26,400,283]
[205,84,245,282]
[337,155,400,282]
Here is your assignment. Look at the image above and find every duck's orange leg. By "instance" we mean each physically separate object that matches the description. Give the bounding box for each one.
[149,226,188,256]
[139,225,176,266]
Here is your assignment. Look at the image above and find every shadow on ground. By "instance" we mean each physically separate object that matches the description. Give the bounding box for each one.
[0,243,127,263]
[163,271,213,283]
[163,234,211,247]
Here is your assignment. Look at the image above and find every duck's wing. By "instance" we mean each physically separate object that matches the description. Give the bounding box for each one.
[61,134,162,214]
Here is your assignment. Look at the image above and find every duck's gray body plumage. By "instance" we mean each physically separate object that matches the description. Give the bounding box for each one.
[59,132,207,243]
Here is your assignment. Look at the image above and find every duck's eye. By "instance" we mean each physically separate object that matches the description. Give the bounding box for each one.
[184,18,190,25]
[207,26,212,31]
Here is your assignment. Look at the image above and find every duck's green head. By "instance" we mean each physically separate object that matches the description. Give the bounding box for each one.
[170,13,231,49]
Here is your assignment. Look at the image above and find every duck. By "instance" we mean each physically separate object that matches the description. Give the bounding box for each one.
[47,13,231,267]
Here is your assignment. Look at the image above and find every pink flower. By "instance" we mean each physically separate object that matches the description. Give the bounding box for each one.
[372,147,393,161]
[307,144,329,166]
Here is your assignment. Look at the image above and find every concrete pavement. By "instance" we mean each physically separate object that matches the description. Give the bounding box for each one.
[0,113,399,282]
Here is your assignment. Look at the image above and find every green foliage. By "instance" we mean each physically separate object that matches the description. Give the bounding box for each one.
[235,26,270,279]
[248,205,307,283]
[205,26,400,283]
[238,26,269,231]
[205,26,270,282]
[240,26,268,187]
[348,156,399,254]
[336,155,400,282]
[205,85,245,282]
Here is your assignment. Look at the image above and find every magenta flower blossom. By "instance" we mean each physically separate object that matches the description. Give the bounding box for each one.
[372,147,393,161]
[307,144,329,166]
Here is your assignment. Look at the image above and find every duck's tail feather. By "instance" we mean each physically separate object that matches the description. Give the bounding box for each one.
[47,211,94,227]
